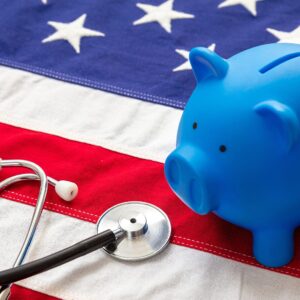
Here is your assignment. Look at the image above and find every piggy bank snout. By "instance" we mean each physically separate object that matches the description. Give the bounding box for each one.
[165,149,214,215]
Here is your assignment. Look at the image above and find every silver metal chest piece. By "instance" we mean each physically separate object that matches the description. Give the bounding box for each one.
[97,201,171,261]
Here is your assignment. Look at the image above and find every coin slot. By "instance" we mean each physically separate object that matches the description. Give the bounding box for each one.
[259,52,300,74]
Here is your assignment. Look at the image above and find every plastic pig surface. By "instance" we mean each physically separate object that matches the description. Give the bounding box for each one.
[165,43,300,267]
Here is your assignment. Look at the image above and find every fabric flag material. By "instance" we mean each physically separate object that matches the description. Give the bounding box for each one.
[0,0,300,299]
[1,67,300,300]
[0,0,298,108]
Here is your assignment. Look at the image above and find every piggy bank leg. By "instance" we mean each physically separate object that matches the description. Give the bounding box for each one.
[253,228,294,267]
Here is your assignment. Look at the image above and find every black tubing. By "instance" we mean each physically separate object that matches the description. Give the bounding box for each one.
[0,229,116,286]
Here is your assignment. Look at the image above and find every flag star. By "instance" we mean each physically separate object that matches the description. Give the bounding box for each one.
[218,0,262,17]
[173,43,216,72]
[42,14,105,54]
[267,26,300,44]
[41,0,47,4]
[133,0,194,33]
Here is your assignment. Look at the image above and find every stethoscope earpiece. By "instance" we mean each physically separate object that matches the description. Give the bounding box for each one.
[54,180,78,201]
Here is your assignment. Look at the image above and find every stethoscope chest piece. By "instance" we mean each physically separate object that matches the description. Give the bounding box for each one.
[97,201,171,261]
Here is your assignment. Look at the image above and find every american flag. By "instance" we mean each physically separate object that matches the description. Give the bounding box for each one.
[0,0,300,299]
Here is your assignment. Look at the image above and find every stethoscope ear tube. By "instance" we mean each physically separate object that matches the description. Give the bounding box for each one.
[0,159,79,299]
[0,229,121,286]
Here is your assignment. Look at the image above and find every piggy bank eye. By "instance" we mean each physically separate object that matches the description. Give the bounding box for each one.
[192,122,198,129]
[219,145,227,153]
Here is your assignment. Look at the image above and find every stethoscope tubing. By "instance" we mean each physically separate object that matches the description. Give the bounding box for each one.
[0,160,79,299]
[0,173,58,190]
[0,229,123,286]
[0,160,48,297]
[0,160,48,268]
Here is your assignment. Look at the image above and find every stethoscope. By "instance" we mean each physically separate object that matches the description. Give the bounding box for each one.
[0,159,171,300]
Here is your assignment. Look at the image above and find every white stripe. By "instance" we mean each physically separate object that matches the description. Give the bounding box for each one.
[0,66,181,163]
[0,199,299,300]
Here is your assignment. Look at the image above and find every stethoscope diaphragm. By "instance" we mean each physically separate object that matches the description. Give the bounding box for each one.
[97,201,171,261]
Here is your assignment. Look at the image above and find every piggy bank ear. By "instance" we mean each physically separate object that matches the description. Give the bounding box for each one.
[189,47,229,82]
[254,100,300,151]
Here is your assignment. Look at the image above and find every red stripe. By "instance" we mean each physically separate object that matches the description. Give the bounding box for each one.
[1,122,300,278]
[11,285,59,300]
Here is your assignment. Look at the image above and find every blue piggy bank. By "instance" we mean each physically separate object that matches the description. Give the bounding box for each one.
[165,43,300,267]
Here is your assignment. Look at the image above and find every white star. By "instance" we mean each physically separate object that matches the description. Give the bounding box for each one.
[133,0,194,33]
[173,43,216,72]
[267,26,300,44]
[218,0,262,17]
[42,14,105,54]
[41,0,47,4]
